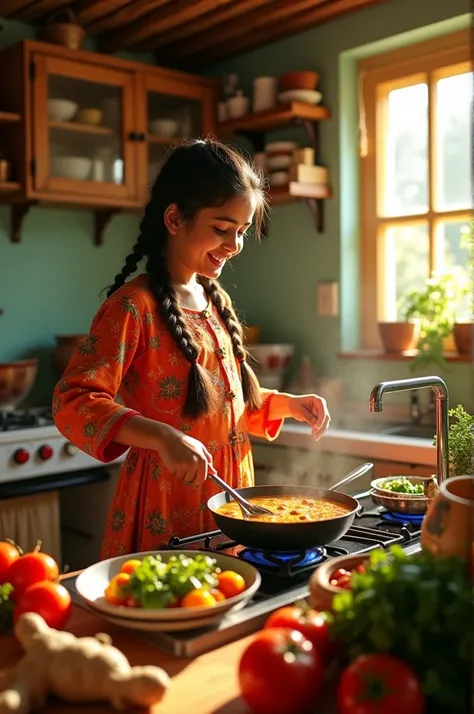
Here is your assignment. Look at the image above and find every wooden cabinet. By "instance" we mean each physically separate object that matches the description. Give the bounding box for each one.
[0,40,217,244]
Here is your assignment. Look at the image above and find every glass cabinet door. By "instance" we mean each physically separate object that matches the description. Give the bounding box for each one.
[137,75,215,190]
[32,54,136,201]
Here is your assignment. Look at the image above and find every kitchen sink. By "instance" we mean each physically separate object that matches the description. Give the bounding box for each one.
[382,424,435,440]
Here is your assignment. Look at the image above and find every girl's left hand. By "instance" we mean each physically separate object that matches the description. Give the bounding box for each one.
[287,394,331,441]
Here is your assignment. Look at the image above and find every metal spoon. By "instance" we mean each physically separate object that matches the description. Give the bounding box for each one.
[209,473,274,519]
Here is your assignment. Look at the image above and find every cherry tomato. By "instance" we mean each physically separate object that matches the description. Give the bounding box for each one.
[104,572,131,606]
[181,589,216,608]
[338,653,424,714]
[210,588,226,602]
[238,627,323,714]
[0,541,20,584]
[14,581,71,630]
[217,571,246,598]
[119,559,141,575]
[264,605,334,663]
[8,551,59,598]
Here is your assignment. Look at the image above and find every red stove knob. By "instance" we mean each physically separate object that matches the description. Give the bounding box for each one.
[38,445,54,461]
[64,442,78,456]
[13,448,30,464]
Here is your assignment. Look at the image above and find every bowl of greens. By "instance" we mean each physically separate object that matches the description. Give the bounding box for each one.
[370,476,438,514]
[76,550,261,624]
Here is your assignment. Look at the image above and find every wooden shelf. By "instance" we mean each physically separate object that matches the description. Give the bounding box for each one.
[337,350,472,363]
[218,102,330,135]
[270,182,331,204]
[0,181,21,193]
[0,111,21,124]
[48,121,114,136]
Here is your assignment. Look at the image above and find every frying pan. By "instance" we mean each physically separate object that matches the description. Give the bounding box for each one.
[207,463,373,552]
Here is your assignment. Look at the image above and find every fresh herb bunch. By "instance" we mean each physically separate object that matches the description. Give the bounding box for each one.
[125,553,219,608]
[330,546,474,714]
[0,583,14,634]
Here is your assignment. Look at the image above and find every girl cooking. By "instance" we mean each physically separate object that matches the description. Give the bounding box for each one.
[52,138,331,558]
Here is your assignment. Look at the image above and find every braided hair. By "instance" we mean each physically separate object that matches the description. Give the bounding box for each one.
[107,138,268,418]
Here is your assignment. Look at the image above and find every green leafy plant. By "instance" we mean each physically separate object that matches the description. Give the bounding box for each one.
[435,404,474,476]
[399,272,457,370]
[330,545,474,714]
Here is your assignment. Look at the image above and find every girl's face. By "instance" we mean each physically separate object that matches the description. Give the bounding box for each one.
[165,194,256,283]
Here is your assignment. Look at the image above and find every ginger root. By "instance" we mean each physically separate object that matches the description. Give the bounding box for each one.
[0,612,170,713]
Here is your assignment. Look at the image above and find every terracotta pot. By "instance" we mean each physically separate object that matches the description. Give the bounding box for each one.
[378,321,420,352]
[279,71,319,91]
[453,322,473,355]
[52,334,88,377]
[308,553,369,612]
[442,332,456,352]
[421,475,474,560]
[0,159,10,183]
[39,8,86,50]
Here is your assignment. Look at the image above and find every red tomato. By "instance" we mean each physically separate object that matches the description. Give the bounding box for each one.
[8,551,59,599]
[217,571,246,598]
[14,581,72,630]
[238,627,323,714]
[264,605,334,663]
[338,653,424,714]
[0,541,20,584]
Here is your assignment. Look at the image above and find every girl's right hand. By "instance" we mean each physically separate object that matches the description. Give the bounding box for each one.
[156,424,216,486]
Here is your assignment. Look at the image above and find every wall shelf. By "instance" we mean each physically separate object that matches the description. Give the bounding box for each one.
[48,121,114,136]
[0,182,21,193]
[218,102,331,234]
[0,111,21,124]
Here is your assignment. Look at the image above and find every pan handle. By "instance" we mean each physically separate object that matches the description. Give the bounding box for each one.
[330,462,374,493]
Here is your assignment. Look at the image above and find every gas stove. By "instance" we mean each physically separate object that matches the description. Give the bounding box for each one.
[0,406,124,488]
[63,496,422,658]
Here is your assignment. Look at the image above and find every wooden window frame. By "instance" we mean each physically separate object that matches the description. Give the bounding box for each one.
[359,30,472,350]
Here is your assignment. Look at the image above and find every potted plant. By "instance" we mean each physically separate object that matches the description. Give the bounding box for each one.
[447,405,474,476]
[453,220,474,355]
[398,272,457,370]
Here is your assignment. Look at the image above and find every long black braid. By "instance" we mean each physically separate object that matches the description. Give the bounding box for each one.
[106,138,267,418]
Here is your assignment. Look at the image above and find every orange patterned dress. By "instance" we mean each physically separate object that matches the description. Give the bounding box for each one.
[52,274,284,558]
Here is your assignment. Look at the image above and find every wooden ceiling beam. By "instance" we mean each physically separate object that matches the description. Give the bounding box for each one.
[0,0,35,17]
[70,0,133,27]
[84,0,172,34]
[10,0,71,22]
[97,0,236,53]
[162,0,328,62]
[135,0,277,53]
[171,0,386,66]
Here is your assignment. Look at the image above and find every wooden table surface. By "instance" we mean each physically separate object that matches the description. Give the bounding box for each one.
[0,597,338,714]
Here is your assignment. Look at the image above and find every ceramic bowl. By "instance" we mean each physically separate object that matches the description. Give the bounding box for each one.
[48,99,78,122]
[75,550,261,626]
[76,108,103,125]
[149,118,179,137]
[309,553,369,612]
[51,156,92,181]
[371,476,435,497]
[370,489,431,515]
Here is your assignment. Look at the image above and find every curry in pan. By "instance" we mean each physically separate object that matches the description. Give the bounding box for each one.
[216,496,352,523]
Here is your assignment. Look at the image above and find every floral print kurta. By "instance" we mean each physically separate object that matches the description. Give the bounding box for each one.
[53,275,284,558]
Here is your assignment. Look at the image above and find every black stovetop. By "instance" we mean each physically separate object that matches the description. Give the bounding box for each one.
[0,407,54,431]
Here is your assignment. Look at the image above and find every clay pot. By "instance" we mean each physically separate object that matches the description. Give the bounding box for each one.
[39,9,86,50]
[52,335,87,377]
[0,359,38,409]
[421,475,474,560]
[453,322,472,355]
[308,553,369,612]
[378,321,420,352]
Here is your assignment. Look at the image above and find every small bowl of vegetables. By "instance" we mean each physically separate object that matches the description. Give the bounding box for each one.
[308,553,369,612]
[76,550,261,630]
[370,475,438,514]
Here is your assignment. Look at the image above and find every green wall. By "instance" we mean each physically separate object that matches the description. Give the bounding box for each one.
[0,2,472,413]
[207,0,472,411]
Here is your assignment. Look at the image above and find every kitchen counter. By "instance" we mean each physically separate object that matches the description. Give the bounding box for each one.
[254,422,437,468]
[0,599,338,714]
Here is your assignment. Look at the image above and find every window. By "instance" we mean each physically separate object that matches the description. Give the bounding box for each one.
[359,31,472,349]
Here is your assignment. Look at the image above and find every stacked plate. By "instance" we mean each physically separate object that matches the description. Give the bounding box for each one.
[75,550,261,633]
[370,476,438,515]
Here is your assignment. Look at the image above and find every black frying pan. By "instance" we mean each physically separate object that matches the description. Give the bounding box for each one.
[206,463,373,552]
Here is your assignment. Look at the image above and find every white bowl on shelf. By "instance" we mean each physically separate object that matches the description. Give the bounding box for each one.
[278,89,323,105]
[247,343,294,372]
[50,156,92,180]
[267,154,292,171]
[149,118,179,137]
[48,99,78,122]
[75,549,261,628]
[269,171,289,187]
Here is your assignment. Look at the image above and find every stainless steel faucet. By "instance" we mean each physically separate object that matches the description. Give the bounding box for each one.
[369,376,449,484]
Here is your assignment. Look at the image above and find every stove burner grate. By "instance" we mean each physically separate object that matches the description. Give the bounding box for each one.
[381,511,424,526]
[0,407,54,431]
